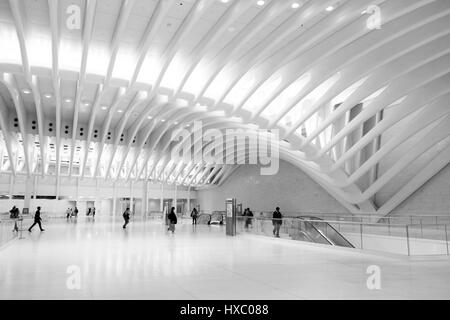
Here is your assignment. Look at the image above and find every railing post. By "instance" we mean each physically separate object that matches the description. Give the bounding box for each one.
[410,216,413,226]
[445,225,449,256]
[406,225,411,256]
[360,224,363,250]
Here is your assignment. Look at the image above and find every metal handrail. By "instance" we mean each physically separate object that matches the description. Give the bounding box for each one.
[237,216,450,256]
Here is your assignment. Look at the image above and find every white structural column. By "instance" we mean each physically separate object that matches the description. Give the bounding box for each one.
[187,186,191,215]
[173,184,177,214]
[130,181,134,215]
[160,182,164,212]
[112,182,117,219]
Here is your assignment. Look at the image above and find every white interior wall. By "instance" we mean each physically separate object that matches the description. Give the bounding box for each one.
[196,160,350,215]
[0,175,197,217]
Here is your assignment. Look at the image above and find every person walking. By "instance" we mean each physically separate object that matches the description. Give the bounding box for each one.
[28,206,44,232]
[245,208,254,229]
[66,207,72,219]
[92,207,96,218]
[123,208,131,229]
[168,207,177,233]
[272,207,283,238]
[74,207,79,218]
[190,207,198,225]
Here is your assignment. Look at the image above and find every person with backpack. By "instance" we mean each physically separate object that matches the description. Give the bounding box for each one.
[123,208,131,229]
[272,207,283,238]
[28,206,44,232]
[167,207,177,233]
[190,207,198,225]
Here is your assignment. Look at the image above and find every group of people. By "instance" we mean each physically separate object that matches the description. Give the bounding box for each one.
[66,207,79,219]
[86,207,96,217]
[122,207,178,234]
[20,204,283,238]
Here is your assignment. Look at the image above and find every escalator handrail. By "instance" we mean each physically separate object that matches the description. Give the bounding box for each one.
[299,217,354,248]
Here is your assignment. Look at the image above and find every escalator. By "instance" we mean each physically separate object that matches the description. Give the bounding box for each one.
[289,217,354,248]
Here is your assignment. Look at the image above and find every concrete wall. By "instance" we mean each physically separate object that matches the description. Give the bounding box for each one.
[196,160,350,215]
[388,164,450,216]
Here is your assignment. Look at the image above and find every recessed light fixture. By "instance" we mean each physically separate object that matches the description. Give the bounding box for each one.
[326,6,334,11]
[64,98,73,103]
[161,119,166,122]
[22,89,31,94]
[174,121,179,125]
[220,0,229,3]
[44,93,53,99]
[292,2,300,9]
[118,110,123,113]
[101,106,108,110]
[256,0,265,6]
[147,116,153,120]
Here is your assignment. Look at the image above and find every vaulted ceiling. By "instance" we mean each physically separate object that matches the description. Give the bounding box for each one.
[0,0,449,215]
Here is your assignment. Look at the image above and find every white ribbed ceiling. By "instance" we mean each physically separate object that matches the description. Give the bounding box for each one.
[0,0,449,216]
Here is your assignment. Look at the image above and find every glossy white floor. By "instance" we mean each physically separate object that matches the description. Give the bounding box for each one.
[1,217,450,300]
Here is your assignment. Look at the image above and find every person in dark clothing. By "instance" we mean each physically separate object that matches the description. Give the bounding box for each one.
[272,207,282,237]
[123,208,131,229]
[168,207,177,233]
[74,207,79,217]
[92,207,96,218]
[9,206,19,219]
[245,208,254,229]
[87,207,91,216]
[28,207,44,232]
[190,207,198,225]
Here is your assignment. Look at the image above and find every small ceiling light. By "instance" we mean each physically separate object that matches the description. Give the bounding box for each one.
[44,93,53,99]
[220,0,229,3]
[292,2,300,9]
[22,89,31,94]
[326,6,334,11]
[161,119,166,122]
[147,116,153,119]
[256,0,265,6]
[117,110,123,113]
[64,98,73,103]
[101,106,108,110]
[174,121,179,125]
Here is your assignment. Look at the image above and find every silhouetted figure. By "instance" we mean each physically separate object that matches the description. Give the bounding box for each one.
[74,207,79,218]
[123,208,131,229]
[9,206,19,219]
[272,207,282,238]
[245,208,253,229]
[191,207,198,225]
[66,208,72,219]
[28,207,44,232]
[168,207,177,233]
[87,207,92,216]
[92,207,96,218]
